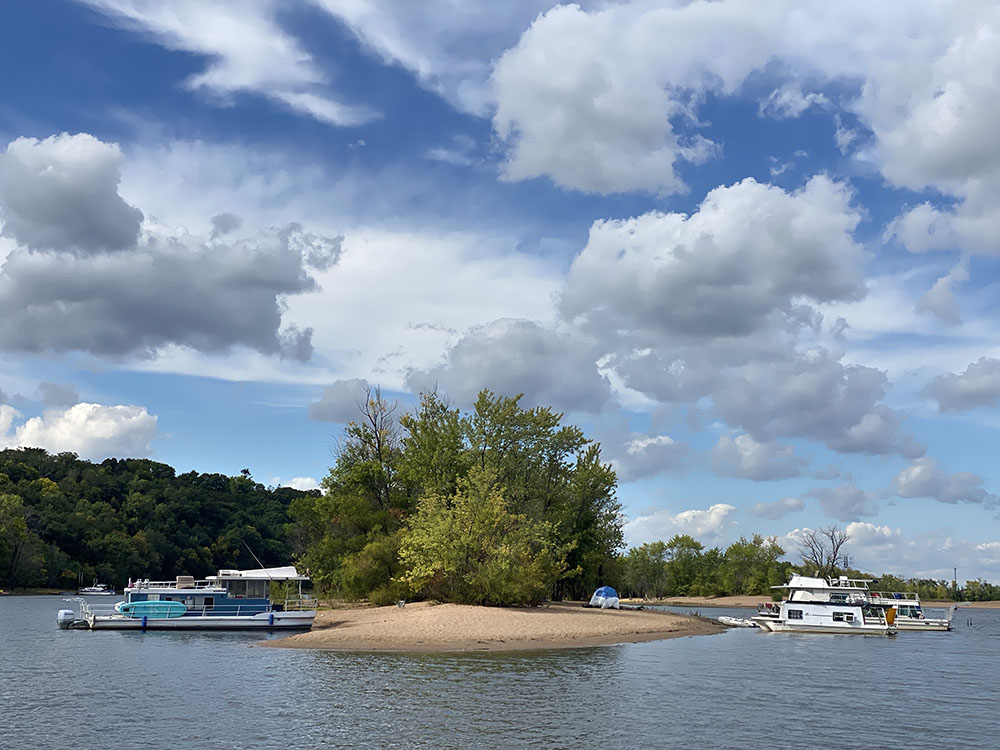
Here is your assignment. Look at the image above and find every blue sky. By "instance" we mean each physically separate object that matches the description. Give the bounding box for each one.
[2,0,1000,581]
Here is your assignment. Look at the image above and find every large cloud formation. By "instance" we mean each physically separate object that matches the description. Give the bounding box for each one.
[490,2,1000,199]
[0,133,342,360]
[406,318,612,413]
[558,176,921,458]
[0,402,157,460]
[894,458,998,510]
[0,133,142,252]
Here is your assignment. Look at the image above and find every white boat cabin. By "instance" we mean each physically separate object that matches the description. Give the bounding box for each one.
[753,575,895,635]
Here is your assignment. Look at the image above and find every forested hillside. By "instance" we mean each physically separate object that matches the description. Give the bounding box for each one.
[0,448,318,589]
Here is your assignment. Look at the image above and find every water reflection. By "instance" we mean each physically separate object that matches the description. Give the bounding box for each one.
[3,596,999,749]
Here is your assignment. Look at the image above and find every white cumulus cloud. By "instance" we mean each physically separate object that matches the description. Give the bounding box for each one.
[623,503,736,547]
[0,402,158,460]
[80,0,376,126]
[712,434,806,481]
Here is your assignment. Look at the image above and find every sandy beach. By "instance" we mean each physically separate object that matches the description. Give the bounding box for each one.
[262,601,724,652]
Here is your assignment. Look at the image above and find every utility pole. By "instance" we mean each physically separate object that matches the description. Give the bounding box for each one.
[953,567,958,599]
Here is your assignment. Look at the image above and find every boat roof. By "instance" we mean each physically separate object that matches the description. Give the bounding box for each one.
[772,574,875,590]
[207,566,309,581]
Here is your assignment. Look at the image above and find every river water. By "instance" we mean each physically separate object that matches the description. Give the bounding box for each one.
[2,596,997,749]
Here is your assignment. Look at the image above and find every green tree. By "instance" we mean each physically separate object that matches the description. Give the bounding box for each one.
[398,389,466,499]
[621,541,670,598]
[722,534,786,595]
[461,391,620,599]
[398,468,566,605]
[294,388,621,603]
[0,492,32,587]
[289,386,412,595]
[663,534,704,595]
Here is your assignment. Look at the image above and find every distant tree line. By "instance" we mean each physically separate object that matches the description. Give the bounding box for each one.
[0,448,316,590]
[617,534,793,598]
[617,524,988,602]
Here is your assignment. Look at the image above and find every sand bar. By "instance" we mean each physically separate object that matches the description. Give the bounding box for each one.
[262,601,724,652]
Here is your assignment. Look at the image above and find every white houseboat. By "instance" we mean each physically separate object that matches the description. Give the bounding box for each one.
[752,575,896,635]
[58,566,315,631]
[870,590,955,631]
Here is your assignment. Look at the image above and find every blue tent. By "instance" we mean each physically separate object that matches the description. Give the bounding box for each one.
[589,586,620,609]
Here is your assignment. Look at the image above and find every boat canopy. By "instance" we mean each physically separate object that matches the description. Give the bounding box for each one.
[208,566,309,582]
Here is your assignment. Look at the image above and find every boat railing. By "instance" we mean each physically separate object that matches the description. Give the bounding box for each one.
[67,598,316,619]
[65,598,115,619]
[870,591,919,602]
[826,578,874,589]
[176,600,316,616]
[128,579,220,591]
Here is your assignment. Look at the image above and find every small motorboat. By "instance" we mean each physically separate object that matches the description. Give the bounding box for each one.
[718,616,757,628]
[77,582,115,596]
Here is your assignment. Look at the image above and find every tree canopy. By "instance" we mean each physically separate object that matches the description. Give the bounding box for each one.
[290,388,623,606]
[0,447,317,590]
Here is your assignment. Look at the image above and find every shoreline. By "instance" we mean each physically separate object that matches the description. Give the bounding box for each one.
[261,600,724,652]
[623,595,772,609]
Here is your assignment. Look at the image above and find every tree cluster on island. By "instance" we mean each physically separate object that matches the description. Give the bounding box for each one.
[288,387,622,606]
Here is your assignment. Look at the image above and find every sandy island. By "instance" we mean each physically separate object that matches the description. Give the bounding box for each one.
[262,601,724,652]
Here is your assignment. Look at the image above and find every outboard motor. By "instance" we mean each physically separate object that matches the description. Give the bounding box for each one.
[57,609,76,629]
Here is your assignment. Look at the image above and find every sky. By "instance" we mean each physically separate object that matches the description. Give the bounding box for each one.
[1,0,1000,582]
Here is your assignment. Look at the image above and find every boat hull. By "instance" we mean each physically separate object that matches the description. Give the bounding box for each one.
[752,616,893,635]
[87,610,315,630]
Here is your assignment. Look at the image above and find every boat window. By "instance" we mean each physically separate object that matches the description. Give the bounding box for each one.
[845,614,854,622]
[227,580,248,598]
[247,581,267,599]
[862,606,883,620]
[788,609,803,620]
[833,612,845,621]
[830,593,848,603]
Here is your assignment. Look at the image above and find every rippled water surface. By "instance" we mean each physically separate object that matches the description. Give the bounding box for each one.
[2,597,998,749]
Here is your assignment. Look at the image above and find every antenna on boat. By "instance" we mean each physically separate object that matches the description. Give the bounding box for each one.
[241,539,274,581]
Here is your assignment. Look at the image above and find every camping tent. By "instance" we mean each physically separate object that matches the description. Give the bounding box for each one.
[589,586,620,609]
